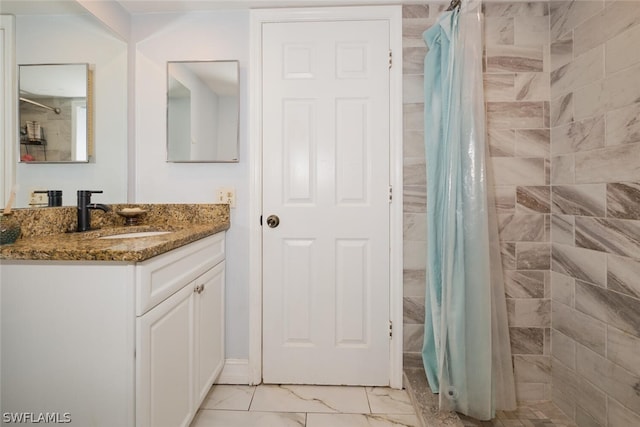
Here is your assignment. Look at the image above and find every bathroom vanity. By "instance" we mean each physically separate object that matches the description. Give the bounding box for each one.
[0,204,229,427]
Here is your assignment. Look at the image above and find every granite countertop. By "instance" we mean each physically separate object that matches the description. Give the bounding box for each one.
[0,204,230,262]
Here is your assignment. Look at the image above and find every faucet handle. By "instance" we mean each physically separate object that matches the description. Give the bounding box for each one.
[77,190,104,205]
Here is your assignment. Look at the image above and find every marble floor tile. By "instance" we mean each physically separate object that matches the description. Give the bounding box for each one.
[250,384,370,414]
[307,413,419,427]
[194,383,425,426]
[191,409,305,427]
[366,387,415,414]
[200,384,255,410]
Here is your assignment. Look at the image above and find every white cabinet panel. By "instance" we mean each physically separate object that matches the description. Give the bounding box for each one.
[194,261,225,405]
[136,283,195,427]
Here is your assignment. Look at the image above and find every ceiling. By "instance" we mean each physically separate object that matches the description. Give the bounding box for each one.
[115,0,409,14]
[115,0,547,14]
[1,0,543,17]
[1,0,433,16]
[0,0,88,15]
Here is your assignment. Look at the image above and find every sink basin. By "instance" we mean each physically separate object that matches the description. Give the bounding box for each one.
[99,231,172,240]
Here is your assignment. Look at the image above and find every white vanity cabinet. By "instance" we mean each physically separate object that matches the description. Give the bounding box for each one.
[136,240,224,427]
[0,232,225,427]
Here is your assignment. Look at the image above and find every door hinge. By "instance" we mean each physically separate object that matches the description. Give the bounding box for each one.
[389,186,393,203]
[388,50,393,69]
[260,215,263,226]
[389,321,393,339]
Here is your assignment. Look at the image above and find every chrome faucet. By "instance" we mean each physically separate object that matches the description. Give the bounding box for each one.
[77,190,110,232]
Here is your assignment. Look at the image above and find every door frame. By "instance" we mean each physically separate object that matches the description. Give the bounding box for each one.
[1,15,16,209]
[249,5,403,388]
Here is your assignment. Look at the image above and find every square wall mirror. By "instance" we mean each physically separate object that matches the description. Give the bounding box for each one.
[167,60,239,163]
[19,63,91,163]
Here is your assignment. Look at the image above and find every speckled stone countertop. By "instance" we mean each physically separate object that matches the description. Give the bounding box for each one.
[0,204,230,262]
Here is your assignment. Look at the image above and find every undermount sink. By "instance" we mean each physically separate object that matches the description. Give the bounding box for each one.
[99,231,172,239]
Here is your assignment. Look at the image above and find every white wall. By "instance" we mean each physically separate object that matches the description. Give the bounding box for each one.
[15,14,128,207]
[133,10,250,358]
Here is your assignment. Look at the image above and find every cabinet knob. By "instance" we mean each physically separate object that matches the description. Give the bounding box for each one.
[194,284,204,294]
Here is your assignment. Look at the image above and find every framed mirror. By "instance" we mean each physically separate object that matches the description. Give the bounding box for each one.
[167,60,239,163]
[18,63,91,163]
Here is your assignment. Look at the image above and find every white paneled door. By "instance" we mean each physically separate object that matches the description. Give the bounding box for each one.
[262,19,391,385]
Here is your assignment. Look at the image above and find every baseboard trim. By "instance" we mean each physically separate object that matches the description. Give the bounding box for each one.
[216,358,251,385]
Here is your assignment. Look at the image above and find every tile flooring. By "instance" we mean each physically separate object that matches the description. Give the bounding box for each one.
[458,402,578,427]
[190,384,420,427]
[404,365,577,427]
[191,382,577,427]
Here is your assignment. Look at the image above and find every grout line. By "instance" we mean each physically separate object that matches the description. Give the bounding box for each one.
[247,384,258,412]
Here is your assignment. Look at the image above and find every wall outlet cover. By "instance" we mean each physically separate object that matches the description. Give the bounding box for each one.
[216,187,236,208]
[29,189,47,206]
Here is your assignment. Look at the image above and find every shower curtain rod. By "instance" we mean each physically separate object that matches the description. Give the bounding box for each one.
[446,0,461,11]
[19,97,61,114]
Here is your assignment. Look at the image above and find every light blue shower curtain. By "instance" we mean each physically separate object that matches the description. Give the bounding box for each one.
[421,0,516,420]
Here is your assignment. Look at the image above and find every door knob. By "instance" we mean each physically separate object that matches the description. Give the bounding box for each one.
[266,215,280,228]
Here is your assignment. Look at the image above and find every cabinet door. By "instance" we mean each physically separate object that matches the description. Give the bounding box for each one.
[194,261,225,405]
[137,283,195,427]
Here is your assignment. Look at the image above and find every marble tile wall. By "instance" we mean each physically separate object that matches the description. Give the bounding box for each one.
[484,0,552,403]
[402,2,436,371]
[402,2,552,404]
[549,1,640,426]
